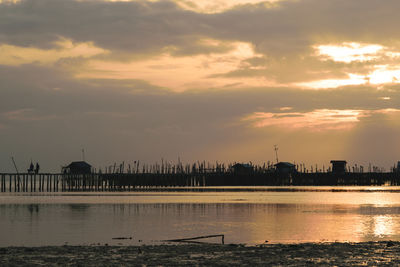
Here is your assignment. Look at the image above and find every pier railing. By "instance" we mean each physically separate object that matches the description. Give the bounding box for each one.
[1,172,400,192]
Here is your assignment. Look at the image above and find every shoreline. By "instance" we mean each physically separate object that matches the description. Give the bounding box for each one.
[1,241,399,266]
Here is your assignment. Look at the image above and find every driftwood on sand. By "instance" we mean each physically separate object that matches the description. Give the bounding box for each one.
[163,234,225,244]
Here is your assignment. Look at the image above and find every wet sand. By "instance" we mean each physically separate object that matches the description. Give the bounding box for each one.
[1,242,399,266]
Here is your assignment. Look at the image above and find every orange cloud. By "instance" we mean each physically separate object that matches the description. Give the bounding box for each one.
[0,0,20,3]
[76,40,274,91]
[244,109,400,131]
[0,38,108,66]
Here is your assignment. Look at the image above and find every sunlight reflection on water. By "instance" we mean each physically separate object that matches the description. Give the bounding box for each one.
[1,187,400,246]
[373,215,395,237]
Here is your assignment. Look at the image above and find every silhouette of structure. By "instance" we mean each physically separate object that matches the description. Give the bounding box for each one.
[330,160,347,174]
[275,162,296,174]
[62,161,92,174]
[274,145,279,163]
[231,163,253,175]
[2,159,400,192]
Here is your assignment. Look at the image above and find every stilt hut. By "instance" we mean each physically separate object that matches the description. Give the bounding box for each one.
[231,163,253,174]
[274,162,296,174]
[330,160,347,174]
[62,161,92,174]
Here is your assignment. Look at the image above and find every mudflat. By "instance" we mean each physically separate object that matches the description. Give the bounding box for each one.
[0,242,399,266]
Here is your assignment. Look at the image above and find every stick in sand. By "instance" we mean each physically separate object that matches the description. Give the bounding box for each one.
[163,234,224,244]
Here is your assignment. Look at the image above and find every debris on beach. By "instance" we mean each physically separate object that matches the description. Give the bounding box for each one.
[163,234,225,244]
[1,242,400,266]
[112,237,133,240]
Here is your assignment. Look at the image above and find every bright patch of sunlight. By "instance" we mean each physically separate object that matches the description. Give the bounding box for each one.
[369,65,400,84]
[173,0,282,13]
[296,74,366,89]
[299,65,400,89]
[373,215,394,237]
[306,42,400,89]
[315,42,383,63]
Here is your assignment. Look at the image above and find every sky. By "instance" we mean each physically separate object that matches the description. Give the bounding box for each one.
[1,0,400,172]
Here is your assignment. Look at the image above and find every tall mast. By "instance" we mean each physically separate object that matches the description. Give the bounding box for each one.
[11,156,19,173]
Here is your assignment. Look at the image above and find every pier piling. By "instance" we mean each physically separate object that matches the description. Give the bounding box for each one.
[0,168,399,192]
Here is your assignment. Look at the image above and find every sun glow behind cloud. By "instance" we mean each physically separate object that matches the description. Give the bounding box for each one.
[3,35,400,92]
[295,74,366,89]
[173,0,282,13]
[244,109,400,131]
[315,42,383,63]
[297,42,400,89]
[98,0,282,13]
[368,65,400,84]
[77,40,272,91]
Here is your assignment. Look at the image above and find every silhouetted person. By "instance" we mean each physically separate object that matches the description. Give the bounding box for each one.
[35,163,40,174]
[28,162,34,174]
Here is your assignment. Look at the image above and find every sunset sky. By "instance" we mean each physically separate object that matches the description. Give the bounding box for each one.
[1,0,400,172]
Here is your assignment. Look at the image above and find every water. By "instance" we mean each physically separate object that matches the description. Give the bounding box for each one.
[1,186,400,246]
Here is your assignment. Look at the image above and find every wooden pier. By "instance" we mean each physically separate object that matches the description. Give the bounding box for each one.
[0,172,204,192]
[1,171,400,192]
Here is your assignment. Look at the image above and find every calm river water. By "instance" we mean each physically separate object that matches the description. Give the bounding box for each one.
[1,186,400,246]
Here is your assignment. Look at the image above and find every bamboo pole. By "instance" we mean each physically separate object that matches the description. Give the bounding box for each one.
[163,234,224,245]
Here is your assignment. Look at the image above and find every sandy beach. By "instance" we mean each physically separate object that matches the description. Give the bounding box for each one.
[1,241,399,266]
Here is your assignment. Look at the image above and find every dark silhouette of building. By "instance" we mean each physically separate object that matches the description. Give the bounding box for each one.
[231,163,253,174]
[62,161,92,174]
[274,162,296,174]
[330,160,347,174]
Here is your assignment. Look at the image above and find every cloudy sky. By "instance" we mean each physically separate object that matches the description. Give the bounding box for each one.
[1,0,400,172]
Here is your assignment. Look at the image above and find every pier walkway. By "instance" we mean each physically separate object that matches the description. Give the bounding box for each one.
[1,172,400,192]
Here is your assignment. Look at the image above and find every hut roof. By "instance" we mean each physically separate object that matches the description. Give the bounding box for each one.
[330,160,347,164]
[274,162,295,168]
[66,161,92,168]
[232,163,253,168]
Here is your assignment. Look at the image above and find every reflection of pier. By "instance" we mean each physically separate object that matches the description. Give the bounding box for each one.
[1,171,400,192]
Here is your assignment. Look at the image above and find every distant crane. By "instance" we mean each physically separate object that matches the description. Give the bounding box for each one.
[274,145,279,164]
